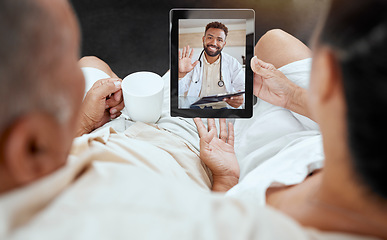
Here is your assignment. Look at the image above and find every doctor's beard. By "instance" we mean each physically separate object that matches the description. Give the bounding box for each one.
[203,43,223,57]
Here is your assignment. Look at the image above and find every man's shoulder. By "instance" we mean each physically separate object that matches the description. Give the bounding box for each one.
[222,51,233,60]
[222,52,241,66]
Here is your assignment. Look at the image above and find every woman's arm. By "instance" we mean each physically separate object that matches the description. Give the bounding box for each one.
[251,56,314,122]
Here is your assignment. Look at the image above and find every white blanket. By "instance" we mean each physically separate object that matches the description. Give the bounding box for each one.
[227,59,325,205]
[81,60,324,207]
[0,60,376,240]
[0,124,370,240]
[83,60,325,207]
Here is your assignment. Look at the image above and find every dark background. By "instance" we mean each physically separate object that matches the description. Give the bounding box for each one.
[69,0,326,78]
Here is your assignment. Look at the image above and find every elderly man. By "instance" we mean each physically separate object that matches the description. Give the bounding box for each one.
[0,0,386,239]
[0,0,124,193]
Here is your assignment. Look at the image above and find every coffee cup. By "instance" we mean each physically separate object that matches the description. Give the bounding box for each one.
[121,71,164,123]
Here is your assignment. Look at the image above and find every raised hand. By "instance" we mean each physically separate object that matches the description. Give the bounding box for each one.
[251,56,312,120]
[251,56,298,108]
[179,45,199,78]
[194,118,240,192]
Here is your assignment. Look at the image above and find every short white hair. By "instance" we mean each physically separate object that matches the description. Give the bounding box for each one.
[0,0,73,131]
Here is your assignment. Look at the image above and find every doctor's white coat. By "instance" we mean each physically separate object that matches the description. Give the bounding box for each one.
[179,52,245,97]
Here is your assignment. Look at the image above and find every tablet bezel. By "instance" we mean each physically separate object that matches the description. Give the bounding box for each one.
[170,9,255,118]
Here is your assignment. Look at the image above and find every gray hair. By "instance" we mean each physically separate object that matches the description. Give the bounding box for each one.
[0,0,72,132]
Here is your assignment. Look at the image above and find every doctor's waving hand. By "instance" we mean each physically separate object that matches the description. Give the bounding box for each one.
[179,45,199,78]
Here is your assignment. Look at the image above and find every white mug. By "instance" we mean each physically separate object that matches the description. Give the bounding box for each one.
[121,71,164,123]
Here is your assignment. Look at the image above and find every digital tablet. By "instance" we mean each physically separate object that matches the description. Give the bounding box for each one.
[170,9,255,118]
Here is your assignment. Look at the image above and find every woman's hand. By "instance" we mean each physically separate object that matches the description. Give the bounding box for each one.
[77,78,124,136]
[251,56,312,120]
[194,118,240,192]
[251,56,298,108]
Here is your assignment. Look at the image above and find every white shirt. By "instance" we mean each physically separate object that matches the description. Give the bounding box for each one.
[179,51,245,98]
[199,56,228,108]
[200,56,225,97]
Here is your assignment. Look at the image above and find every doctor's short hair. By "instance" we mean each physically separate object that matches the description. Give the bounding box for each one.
[319,0,387,199]
[205,21,228,37]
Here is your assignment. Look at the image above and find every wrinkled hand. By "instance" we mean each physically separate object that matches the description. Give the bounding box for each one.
[194,118,240,192]
[224,95,244,108]
[179,45,199,78]
[251,56,298,108]
[78,78,124,136]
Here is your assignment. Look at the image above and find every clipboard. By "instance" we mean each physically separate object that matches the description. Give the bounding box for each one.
[191,91,245,106]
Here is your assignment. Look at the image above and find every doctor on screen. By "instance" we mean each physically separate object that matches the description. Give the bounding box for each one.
[178,21,245,109]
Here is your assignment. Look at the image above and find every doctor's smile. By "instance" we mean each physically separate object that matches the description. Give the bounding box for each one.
[204,44,221,56]
[207,45,220,50]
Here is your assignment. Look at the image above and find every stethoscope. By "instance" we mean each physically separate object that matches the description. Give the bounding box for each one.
[195,49,225,87]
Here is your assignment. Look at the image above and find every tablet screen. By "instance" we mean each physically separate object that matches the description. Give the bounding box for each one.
[170,9,255,118]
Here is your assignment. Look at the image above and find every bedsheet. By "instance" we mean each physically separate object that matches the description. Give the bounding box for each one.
[227,58,325,205]
[82,60,325,207]
[0,122,372,240]
[0,61,377,240]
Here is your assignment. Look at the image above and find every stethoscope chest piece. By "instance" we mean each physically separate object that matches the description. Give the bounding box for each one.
[218,78,224,87]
